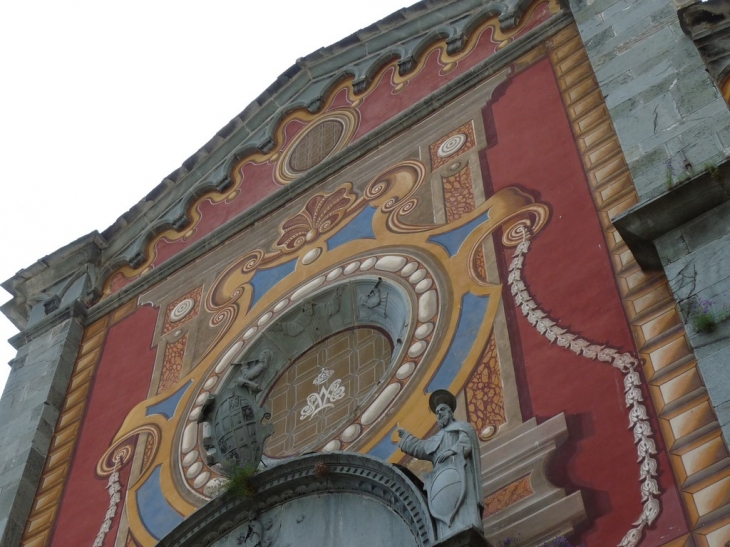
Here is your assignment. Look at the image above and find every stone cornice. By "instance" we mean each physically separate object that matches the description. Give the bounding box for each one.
[1,233,104,331]
[7,299,87,350]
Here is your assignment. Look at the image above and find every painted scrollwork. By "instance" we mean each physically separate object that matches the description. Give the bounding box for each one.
[99,162,568,541]
[203,162,429,349]
[97,425,161,478]
[93,426,162,547]
[275,186,357,252]
[299,379,346,421]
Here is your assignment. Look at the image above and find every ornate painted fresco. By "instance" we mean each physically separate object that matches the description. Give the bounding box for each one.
[102,0,561,297]
[20,11,730,547]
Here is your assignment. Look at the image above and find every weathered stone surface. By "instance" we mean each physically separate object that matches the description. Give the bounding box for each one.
[569,0,730,202]
[679,0,730,87]
[0,316,83,547]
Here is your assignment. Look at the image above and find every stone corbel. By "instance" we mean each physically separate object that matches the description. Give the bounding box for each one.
[612,158,730,270]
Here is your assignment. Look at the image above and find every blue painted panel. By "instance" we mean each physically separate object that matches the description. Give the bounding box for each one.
[368,427,397,460]
[427,210,490,257]
[327,206,376,250]
[427,292,489,392]
[250,258,297,307]
[145,380,192,420]
[136,465,184,540]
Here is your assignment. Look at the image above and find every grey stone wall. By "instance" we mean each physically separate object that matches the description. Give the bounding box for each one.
[656,200,730,441]
[0,316,83,547]
[571,0,730,445]
[569,0,730,200]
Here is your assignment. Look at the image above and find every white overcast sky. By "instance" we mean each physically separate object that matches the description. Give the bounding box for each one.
[0,1,413,395]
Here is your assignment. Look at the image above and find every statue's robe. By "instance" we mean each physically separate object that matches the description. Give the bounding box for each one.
[399,421,484,538]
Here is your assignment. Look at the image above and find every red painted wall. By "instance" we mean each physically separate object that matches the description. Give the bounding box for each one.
[481,58,688,546]
[51,305,158,546]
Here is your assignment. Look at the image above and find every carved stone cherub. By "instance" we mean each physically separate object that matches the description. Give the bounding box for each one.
[234,349,272,392]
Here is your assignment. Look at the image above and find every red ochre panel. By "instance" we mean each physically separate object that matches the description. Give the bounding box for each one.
[481,58,688,546]
[50,305,158,546]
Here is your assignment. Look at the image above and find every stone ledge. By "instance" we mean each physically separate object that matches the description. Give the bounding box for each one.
[612,159,730,270]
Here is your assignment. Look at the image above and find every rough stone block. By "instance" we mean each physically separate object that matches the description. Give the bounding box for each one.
[681,203,730,253]
[688,313,730,361]
[594,26,676,81]
[0,316,83,547]
[620,91,682,149]
[681,135,725,172]
[605,60,673,110]
[584,24,617,50]
[577,15,614,42]
[697,346,730,406]
[571,1,605,25]
[666,232,730,310]
[656,229,689,265]
[612,0,673,37]
[627,146,670,199]
[672,68,725,118]
[0,514,22,547]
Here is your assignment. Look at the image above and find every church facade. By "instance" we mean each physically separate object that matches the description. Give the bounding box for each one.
[3,1,730,546]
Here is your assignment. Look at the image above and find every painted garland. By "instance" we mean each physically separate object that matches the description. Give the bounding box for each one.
[506,225,659,547]
[92,453,123,547]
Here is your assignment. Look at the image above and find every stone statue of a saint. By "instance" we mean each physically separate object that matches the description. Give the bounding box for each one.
[397,390,484,539]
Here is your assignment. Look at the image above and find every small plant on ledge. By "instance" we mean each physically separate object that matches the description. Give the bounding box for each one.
[705,161,721,181]
[221,462,257,498]
[690,298,730,334]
